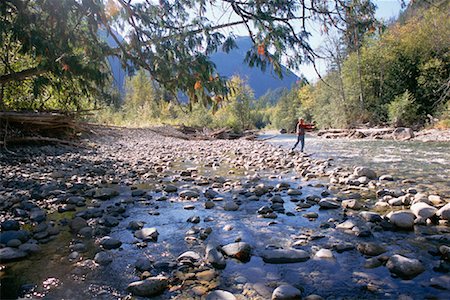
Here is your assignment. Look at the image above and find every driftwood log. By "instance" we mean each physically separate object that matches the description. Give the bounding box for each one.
[0,111,92,147]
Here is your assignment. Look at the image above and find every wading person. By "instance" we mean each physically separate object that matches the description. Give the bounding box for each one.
[291,118,314,152]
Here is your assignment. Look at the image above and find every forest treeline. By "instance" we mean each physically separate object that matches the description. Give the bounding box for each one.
[1,0,449,133]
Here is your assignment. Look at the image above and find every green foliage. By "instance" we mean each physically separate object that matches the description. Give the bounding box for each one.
[387,90,419,126]
[305,2,449,129]
[3,0,361,110]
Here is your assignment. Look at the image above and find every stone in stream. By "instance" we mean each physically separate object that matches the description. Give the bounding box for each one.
[270,195,284,204]
[7,239,22,247]
[205,188,219,199]
[223,202,239,211]
[163,184,178,193]
[187,216,201,223]
[386,254,425,279]
[437,203,450,221]
[99,236,122,250]
[135,256,154,271]
[336,220,356,230]
[221,242,252,262]
[94,188,119,200]
[69,217,88,233]
[205,201,215,209]
[287,189,302,196]
[206,290,236,300]
[272,284,302,300]
[30,209,46,223]
[0,230,30,244]
[261,249,310,263]
[134,228,159,242]
[430,275,450,290]
[314,249,334,259]
[94,251,113,265]
[0,247,28,261]
[127,221,144,230]
[127,276,168,297]
[341,199,362,210]
[392,127,414,141]
[410,202,437,219]
[302,212,318,219]
[206,245,226,269]
[387,210,415,230]
[131,189,146,197]
[179,190,200,199]
[103,215,119,227]
[359,211,382,223]
[304,295,324,300]
[353,166,377,179]
[318,198,340,209]
[357,243,387,256]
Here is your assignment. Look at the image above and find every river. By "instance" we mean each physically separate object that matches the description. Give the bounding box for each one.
[265,134,450,193]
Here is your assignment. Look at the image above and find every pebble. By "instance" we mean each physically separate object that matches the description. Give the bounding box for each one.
[261,249,310,263]
[99,236,122,250]
[221,242,252,262]
[134,228,159,242]
[205,290,237,300]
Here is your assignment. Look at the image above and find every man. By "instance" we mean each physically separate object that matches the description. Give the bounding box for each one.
[291,118,314,152]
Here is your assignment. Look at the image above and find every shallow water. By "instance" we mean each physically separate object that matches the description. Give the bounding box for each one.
[266,134,450,193]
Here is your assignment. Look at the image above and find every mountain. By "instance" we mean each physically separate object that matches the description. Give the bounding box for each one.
[107,35,300,99]
[210,36,300,98]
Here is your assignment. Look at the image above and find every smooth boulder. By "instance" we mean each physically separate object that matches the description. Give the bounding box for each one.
[272,284,302,300]
[386,254,424,279]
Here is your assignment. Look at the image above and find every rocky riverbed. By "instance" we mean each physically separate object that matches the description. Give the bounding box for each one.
[0,127,449,299]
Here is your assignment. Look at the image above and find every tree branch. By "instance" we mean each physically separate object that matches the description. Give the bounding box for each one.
[0,66,48,85]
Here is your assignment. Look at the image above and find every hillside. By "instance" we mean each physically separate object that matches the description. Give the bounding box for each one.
[108,36,300,99]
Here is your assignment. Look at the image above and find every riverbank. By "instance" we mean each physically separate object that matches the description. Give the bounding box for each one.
[1,127,449,299]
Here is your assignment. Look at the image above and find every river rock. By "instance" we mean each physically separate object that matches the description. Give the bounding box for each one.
[206,290,236,300]
[30,209,46,223]
[304,295,324,300]
[357,243,387,256]
[314,249,334,259]
[354,167,377,179]
[99,236,122,249]
[70,217,88,233]
[430,275,450,290]
[261,249,309,263]
[318,198,340,209]
[206,245,226,269]
[342,199,362,210]
[392,127,414,140]
[1,220,20,231]
[287,189,302,196]
[337,220,356,230]
[387,210,415,230]
[224,202,239,211]
[179,190,199,199]
[127,276,168,297]
[94,188,119,200]
[0,247,28,261]
[437,203,450,221]
[272,284,302,299]
[135,256,154,271]
[127,221,144,230]
[303,212,318,219]
[359,211,382,223]
[163,184,178,193]
[221,242,252,262]
[94,251,113,265]
[134,228,159,242]
[410,202,437,219]
[0,230,30,244]
[386,254,424,279]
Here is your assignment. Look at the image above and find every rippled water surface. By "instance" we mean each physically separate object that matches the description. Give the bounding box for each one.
[266,134,450,192]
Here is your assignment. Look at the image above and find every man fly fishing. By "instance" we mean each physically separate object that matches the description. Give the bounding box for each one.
[291,118,314,152]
